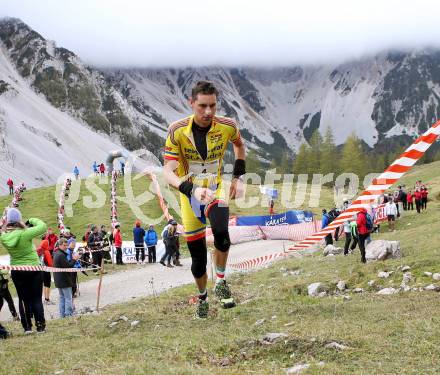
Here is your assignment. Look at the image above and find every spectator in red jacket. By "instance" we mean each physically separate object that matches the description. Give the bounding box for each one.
[37,240,54,305]
[414,189,422,213]
[43,228,58,255]
[406,190,414,210]
[113,223,123,265]
[421,187,428,210]
[99,163,106,176]
[356,208,370,264]
[6,178,13,195]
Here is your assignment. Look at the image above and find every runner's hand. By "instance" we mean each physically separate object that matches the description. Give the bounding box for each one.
[194,187,215,204]
[229,177,244,200]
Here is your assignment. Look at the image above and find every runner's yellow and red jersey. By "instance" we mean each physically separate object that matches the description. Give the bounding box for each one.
[164,115,242,187]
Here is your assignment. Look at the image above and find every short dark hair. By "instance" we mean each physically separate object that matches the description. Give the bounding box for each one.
[58,238,68,246]
[191,81,218,100]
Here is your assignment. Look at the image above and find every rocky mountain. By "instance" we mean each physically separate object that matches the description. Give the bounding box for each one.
[111,52,440,154]
[0,17,439,192]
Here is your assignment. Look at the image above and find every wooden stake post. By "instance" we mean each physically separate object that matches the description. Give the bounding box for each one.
[96,258,105,311]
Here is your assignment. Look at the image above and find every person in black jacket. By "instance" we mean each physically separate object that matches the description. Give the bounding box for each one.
[53,238,79,318]
[0,270,19,321]
[133,220,146,265]
[160,221,179,268]
[87,225,103,273]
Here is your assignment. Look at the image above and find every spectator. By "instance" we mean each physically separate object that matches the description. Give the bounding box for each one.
[53,238,79,318]
[73,166,79,180]
[269,199,274,215]
[61,227,75,241]
[120,160,125,176]
[384,198,398,232]
[144,224,158,263]
[100,225,111,263]
[93,161,99,176]
[82,224,91,243]
[321,209,333,246]
[113,223,123,265]
[421,187,429,210]
[43,227,58,255]
[66,238,81,298]
[398,186,407,211]
[133,220,146,265]
[0,208,47,333]
[6,178,13,195]
[355,208,370,263]
[99,163,106,176]
[414,188,422,214]
[343,218,357,255]
[0,269,19,321]
[160,220,179,268]
[37,239,54,305]
[87,225,103,273]
[160,219,180,265]
[406,190,414,210]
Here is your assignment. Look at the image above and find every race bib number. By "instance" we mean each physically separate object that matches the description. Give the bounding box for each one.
[189,160,219,185]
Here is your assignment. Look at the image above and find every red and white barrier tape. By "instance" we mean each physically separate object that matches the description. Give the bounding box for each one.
[0,184,26,225]
[229,120,440,269]
[78,246,111,254]
[0,264,99,272]
[229,252,289,270]
[288,119,440,251]
[110,171,118,228]
[57,178,72,234]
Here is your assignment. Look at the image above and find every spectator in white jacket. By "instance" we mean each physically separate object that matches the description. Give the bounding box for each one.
[384,199,398,231]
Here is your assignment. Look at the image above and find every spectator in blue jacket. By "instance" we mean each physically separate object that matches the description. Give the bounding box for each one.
[92,162,99,176]
[73,166,79,180]
[144,224,158,263]
[133,220,146,265]
[66,238,81,298]
[321,209,333,246]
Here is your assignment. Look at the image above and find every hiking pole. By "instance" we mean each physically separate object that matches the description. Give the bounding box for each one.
[96,258,105,312]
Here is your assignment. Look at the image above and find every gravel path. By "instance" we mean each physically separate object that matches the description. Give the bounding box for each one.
[0,240,314,321]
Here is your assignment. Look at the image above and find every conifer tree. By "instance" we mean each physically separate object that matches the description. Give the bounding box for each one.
[340,134,366,180]
[307,130,323,174]
[320,127,338,175]
[293,143,309,175]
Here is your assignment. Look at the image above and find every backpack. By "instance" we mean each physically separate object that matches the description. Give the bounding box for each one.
[365,212,373,232]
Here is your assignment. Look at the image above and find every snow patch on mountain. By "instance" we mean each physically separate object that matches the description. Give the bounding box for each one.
[0,43,128,194]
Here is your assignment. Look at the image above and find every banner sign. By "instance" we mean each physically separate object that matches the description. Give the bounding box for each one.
[110,241,166,264]
[236,210,314,227]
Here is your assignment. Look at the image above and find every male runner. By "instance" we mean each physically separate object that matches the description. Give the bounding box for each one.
[163,81,246,318]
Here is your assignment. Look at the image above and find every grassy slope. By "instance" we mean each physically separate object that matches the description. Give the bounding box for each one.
[0,161,440,374]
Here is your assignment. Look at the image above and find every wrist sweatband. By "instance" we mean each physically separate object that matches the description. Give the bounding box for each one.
[179,180,194,198]
[233,159,246,177]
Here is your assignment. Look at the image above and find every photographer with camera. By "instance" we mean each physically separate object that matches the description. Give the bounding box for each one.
[0,208,47,334]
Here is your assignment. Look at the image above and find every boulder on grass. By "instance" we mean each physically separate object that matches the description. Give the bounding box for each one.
[366,240,401,261]
[323,245,343,256]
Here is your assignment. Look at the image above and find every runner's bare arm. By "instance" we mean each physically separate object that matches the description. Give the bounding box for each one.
[230,141,246,199]
[164,159,215,203]
[232,140,246,162]
[163,159,182,189]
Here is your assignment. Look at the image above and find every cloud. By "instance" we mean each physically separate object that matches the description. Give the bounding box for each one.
[2,0,440,67]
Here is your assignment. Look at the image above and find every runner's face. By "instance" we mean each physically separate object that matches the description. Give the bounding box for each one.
[190,94,217,126]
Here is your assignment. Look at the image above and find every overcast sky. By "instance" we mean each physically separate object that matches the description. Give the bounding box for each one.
[1,0,440,67]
